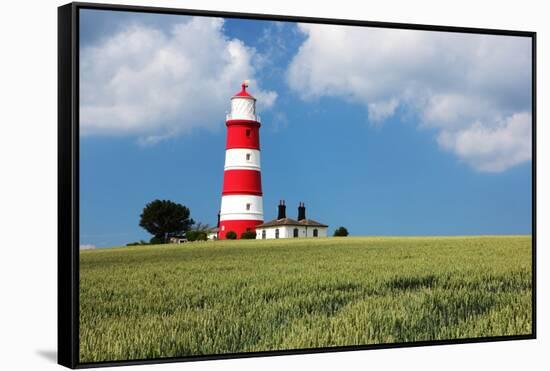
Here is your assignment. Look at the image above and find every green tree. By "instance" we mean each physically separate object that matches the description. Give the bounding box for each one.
[226,230,237,240]
[240,231,256,239]
[333,226,349,237]
[139,199,194,243]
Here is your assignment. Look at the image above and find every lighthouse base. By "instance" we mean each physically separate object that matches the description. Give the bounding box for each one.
[219,219,262,239]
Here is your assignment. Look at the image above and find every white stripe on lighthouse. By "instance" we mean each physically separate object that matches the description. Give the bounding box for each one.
[229,97,258,121]
[220,194,263,221]
[224,148,261,171]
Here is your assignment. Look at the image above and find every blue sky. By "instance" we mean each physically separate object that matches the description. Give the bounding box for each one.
[79,9,532,248]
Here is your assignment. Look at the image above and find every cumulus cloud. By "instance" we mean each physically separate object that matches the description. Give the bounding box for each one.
[287,24,532,172]
[437,112,532,172]
[80,17,277,141]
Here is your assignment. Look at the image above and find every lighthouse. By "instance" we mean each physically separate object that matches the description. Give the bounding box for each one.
[218,81,264,239]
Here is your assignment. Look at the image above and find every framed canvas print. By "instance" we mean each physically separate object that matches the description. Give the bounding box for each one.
[58,2,536,368]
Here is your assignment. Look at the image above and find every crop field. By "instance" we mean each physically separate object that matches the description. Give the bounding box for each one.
[79,236,532,363]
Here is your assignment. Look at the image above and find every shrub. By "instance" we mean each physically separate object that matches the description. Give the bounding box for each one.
[241,231,257,239]
[187,230,208,242]
[126,240,149,246]
[149,236,165,245]
[333,226,349,237]
[226,231,237,240]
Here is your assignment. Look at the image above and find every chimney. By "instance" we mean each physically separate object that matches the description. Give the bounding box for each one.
[277,200,286,219]
[297,202,306,221]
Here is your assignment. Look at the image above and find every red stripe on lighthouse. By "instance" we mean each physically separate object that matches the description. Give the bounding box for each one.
[226,122,260,150]
[218,220,262,239]
[222,169,262,196]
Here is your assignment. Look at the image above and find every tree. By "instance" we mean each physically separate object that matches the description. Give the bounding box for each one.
[333,226,349,237]
[139,199,194,243]
[226,230,237,240]
[240,231,256,239]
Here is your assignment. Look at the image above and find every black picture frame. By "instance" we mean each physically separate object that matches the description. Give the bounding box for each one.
[58,2,537,368]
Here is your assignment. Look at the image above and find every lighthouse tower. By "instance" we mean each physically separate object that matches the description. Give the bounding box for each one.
[218,81,264,239]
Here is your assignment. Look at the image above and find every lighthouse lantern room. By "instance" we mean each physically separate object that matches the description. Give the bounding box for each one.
[218,81,264,239]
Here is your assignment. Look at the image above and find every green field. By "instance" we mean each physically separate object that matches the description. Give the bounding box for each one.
[79,236,532,363]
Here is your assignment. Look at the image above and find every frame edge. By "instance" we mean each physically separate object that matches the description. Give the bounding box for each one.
[58,2,79,369]
[60,2,537,368]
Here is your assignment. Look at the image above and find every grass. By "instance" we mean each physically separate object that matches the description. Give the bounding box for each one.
[79,236,532,363]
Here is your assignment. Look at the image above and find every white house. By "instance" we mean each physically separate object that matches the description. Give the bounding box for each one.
[255,201,328,239]
[207,227,219,240]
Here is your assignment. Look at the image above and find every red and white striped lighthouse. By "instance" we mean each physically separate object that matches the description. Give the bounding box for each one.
[218,81,264,239]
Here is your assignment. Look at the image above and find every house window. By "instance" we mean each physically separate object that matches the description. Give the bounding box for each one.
[246,203,251,211]
[293,228,299,238]
[246,153,251,161]
[313,229,318,237]
[262,230,266,239]
[275,229,279,239]
[246,129,251,137]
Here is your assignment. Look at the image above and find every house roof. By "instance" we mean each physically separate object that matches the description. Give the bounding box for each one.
[256,218,328,228]
[298,219,329,228]
[257,218,300,228]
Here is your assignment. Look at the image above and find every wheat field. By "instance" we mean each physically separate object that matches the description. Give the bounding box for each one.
[79,236,532,363]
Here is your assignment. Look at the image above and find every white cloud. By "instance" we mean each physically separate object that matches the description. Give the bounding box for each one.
[368,98,399,122]
[437,112,532,172]
[80,17,277,141]
[80,244,96,250]
[287,24,532,172]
